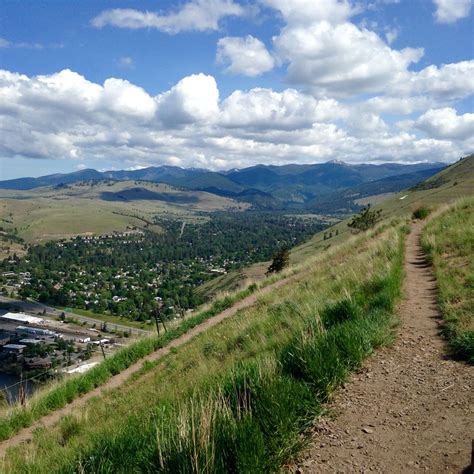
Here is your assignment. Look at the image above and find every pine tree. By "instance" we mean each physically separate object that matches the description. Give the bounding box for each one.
[266,248,290,275]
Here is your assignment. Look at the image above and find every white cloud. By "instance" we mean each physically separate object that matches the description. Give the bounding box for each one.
[384,26,399,44]
[117,56,134,69]
[263,0,356,25]
[217,36,275,76]
[101,78,156,120]
[156,73,219,126]
[273,20,423,97]
[365,96,434,115]
[416,108,474,140]
[220,88,346,129]
[91,0,244,34]
[263,0,474,106]
[347,112,388,138]
[262,0,425,98]
[0,68,470,170]
[394,60,474,100]
[0,37,43,49]
[433,0,472,24]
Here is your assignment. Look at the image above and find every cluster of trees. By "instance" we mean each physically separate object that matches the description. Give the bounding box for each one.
[2,213,324,322]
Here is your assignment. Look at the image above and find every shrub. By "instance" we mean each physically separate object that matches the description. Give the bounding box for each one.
[412,206,430,220]
[348,205,382,233]
[266,248,290,275]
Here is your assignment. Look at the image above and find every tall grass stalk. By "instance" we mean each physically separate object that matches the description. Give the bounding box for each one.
[0,285,258,441]
[421,197,474,363]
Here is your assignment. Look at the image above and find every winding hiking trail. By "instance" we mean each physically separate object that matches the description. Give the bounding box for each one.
[295,221,474,473]
[0,272,297,457]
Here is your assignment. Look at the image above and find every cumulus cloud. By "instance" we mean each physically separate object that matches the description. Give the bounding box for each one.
[274,20,423,97]
[0,68,471,170]
[220,88,346,129]
[91,0,244,34]
[156,73,219,126]
[416,108,474,140]
[101,78,156,120]
[263,0,356,25]
[364,96,434,115]
[266,0,424,98]
[217,36,274,76]
[394,60,474,100]
[433,0,472,24]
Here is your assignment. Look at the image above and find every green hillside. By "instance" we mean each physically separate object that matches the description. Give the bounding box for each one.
[199,154,474,300]
[1,211,406,472]
[1,155,472,472]
[0,180,247,246]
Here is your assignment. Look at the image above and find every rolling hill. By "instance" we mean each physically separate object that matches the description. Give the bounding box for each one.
[0,180,248,245]
[0,160,446,212]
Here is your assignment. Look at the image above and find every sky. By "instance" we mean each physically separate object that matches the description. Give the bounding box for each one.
[0,0,473,179]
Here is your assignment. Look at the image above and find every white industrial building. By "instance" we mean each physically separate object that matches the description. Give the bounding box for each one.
[0,312,45,325]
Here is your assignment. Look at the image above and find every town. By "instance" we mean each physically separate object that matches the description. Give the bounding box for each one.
[0,310,130,403]
[0,213,325,323]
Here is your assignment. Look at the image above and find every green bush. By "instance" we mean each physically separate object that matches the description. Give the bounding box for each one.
[412,206,430,219]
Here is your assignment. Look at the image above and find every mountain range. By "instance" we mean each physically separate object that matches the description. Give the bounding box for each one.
[0,161,446,213]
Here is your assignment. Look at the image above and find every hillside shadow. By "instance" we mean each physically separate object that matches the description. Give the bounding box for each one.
[101,188,199,204]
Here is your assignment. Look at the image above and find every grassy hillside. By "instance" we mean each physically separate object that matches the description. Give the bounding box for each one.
[200,155,474,300]
[422,197,474,363]
[1,218,405,472]
[0,180,247,244]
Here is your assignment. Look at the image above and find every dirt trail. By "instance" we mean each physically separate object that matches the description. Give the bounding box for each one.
[0,272,298,456]
[296,221,473,473]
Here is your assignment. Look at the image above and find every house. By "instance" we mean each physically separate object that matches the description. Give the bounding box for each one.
[24,357,52,370]
[19,339,44,346]
[3,344,27,355]
[15,326,58,339]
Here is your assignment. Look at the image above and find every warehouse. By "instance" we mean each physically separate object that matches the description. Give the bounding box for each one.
[0,312,45,325]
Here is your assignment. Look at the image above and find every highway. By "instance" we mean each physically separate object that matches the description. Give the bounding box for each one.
[0,296,151,337]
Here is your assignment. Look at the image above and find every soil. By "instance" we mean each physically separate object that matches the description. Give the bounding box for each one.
[293,221,473,473]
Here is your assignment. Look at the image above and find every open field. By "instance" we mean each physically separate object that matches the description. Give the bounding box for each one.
[422,197,474,362]
[0,180,247,243]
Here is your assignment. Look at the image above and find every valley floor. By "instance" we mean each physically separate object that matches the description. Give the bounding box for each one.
[294,221,473,473]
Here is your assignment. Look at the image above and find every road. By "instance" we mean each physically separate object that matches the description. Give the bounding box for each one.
[0,296,151,337]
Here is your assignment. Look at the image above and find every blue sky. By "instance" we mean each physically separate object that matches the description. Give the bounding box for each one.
[1,0,473,179]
